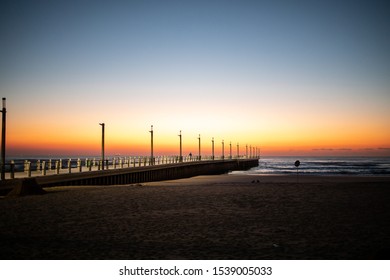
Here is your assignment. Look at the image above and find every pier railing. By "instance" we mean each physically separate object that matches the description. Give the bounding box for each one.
[3,155,259,180]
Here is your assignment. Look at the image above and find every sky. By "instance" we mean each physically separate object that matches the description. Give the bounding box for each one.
[1,0,389,157]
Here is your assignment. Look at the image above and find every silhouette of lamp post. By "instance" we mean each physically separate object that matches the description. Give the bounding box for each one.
[178,130,182,163]
[222,140,224,160]
[1,98,6,180]
[150,125,154,165]
[99,123,105,170]
[237,143,240,158]
[198,134,201,161]
[229,141,232,159]
[212,137,215,160]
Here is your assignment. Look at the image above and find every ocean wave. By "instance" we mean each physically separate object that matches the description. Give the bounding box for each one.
[236,157,390,176]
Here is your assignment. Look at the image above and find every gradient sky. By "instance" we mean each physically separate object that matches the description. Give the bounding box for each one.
[1,0,389,157]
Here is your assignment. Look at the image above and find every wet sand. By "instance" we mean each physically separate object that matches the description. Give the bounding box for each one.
[0,174,389,259]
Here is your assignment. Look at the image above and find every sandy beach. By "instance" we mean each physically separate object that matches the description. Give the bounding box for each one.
[0,174,389,260]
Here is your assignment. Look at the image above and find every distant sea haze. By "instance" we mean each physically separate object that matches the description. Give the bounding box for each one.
[234,157,390,176]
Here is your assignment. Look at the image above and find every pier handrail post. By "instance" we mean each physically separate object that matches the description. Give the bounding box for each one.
[10,160,15,179]
[37,159,41,172]
[77,158,82,172]
[99,123,105,170]
[55,161,60,174]
[1,98,6,180]
[42,161,46,176]
[27,161,31,177]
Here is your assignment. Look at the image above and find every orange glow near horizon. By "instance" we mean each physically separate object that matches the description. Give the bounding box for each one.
[7,117,390,157]
[5,83,390,158]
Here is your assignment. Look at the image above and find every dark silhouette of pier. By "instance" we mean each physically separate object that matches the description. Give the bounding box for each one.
[1,158,259,195]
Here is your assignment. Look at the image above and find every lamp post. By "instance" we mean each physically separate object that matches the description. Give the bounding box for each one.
[1,98,6,180]
[149,125,154,165]
[212,137,214,160]
[99,123,105,170]
[222,140,224,160]
[246,144,248,159]
[237,143,239,158]
[198,134,201,161]
[229,141,232,159]
[178,130,182,163]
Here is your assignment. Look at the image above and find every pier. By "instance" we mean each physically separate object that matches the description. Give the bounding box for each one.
[0,158,259,195]
[0,99,260,195]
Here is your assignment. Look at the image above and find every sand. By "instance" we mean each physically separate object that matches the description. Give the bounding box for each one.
[0,174,389,260]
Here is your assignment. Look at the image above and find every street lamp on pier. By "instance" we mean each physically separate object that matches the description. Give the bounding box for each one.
[99,123,105,170]
[212,137,215,160]
[198,134,201,161]
[1,98,6,180]
[222,140,224,160]
[178,130,182,163]
[149,125,154,165]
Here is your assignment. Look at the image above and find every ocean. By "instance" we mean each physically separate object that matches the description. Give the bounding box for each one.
[233,157,390,176]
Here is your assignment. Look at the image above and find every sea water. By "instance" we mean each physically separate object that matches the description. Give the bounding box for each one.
[233,157,390,176]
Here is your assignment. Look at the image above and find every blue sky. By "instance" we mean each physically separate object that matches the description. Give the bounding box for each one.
[2,0,389,87]
[1,0,390,156]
